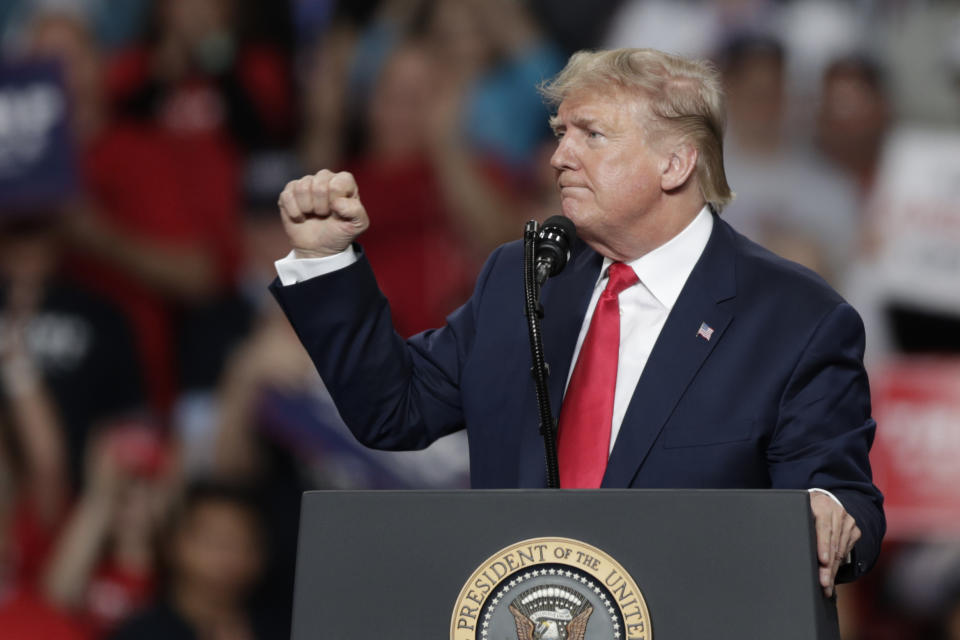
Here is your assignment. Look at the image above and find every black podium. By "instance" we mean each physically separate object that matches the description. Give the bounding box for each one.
[290,489,839,639]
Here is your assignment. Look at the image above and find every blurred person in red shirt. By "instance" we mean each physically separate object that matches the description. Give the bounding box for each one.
[42,423,175,638]
[301,36,522,336]
[108,0,292,151]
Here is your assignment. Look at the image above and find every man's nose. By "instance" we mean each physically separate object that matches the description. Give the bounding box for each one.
[550,136,577,171]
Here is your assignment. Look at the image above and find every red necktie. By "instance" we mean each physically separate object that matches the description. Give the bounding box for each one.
[557,262,639,488]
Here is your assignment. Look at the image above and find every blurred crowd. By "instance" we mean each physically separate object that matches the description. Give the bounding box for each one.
[0,1,958,639]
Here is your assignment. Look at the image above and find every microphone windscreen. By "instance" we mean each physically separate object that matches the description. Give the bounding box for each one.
[541,215,577,245]
[536,215,577,278]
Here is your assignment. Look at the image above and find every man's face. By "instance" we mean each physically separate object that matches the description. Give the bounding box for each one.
[550,88,666,254]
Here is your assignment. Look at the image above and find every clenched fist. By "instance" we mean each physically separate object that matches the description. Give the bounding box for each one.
[278,170,369,258]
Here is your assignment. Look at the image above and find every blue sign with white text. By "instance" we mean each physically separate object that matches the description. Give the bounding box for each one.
[0,60,77,215]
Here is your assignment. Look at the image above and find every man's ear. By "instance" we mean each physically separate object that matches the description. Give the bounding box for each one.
[661,142,698,191]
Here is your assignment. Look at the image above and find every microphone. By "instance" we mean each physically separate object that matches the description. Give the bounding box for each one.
[535,215,577,284]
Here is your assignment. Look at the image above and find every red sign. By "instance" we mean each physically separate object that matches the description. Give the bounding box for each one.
[870,358,960,539]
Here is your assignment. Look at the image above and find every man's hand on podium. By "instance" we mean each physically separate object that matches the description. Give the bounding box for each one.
[809,491,861,598]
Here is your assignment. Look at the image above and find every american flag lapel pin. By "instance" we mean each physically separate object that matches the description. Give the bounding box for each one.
[696,322,714,341]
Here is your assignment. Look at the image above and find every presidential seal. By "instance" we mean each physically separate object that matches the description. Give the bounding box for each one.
[451,537,651,640]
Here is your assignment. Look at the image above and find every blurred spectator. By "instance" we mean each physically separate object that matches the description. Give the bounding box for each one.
[108,480,271,640]
[0,213,145,489]
[420,0,564,168]
[324,0,421,131]
[0,217,92,640]
[0,221,68,532]
[813,53,896,358]
[307,0,562,170]
[109,0,293,150]
[719,33,859,284]
[816,55,891,202]
[99,0,292,403]
[42,425,174,639]
[303,37,522,335]
[722,35,785,155]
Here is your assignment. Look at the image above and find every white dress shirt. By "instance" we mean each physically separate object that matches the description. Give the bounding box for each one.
[567,206,713,453]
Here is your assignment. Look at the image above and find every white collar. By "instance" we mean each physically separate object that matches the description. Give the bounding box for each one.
[600,206,714,310]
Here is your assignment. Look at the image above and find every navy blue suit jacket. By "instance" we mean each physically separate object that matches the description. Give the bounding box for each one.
[271,215,884,579]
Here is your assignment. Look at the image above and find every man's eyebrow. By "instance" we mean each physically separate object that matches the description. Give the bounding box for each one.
[570,115,599,129]
[549,114,599,132]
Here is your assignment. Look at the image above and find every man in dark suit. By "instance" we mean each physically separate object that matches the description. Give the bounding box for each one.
[270,49,883,597]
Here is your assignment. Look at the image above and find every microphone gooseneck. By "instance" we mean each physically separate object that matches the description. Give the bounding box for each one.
[523,215,577,488]
[535,215,577,285]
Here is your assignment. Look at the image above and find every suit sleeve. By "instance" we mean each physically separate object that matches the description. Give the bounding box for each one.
[269,245,503,451]
[766,302,885,582]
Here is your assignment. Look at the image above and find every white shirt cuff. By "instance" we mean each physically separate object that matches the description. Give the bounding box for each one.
[808,487,843,508]
[274,247,358,286]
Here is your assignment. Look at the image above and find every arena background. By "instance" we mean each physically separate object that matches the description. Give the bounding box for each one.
[0,1,959,638]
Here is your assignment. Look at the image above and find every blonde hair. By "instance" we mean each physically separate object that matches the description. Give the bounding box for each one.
[540,48,733,212]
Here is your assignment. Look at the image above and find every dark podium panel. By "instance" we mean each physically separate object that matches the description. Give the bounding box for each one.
[291,490,839,640]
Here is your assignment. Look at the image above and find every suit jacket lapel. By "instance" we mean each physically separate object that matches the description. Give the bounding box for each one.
[517,240,603,487]
[602,216,738,488]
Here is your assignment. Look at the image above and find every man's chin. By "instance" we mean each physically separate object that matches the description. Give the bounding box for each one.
[558,200,588,224]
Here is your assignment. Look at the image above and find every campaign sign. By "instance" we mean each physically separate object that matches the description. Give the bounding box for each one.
[867,127,960,314]
[870,358,960,539]
[0,60,77,214]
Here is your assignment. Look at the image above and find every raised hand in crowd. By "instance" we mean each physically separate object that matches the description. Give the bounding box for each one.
[43,425,173,634]
[0,273,68,530]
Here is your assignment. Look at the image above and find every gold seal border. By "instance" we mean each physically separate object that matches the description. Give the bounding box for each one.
[450,536,651,640]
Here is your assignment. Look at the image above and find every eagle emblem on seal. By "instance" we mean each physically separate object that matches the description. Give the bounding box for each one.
[508,584,594,640]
